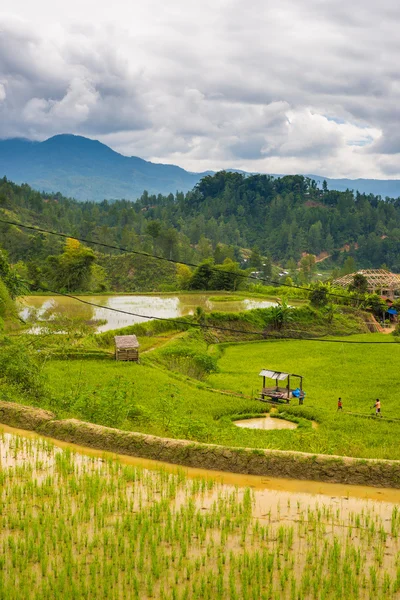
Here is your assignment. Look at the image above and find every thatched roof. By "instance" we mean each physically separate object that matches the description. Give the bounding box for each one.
[334,269,400,292]
[114,335,139,349]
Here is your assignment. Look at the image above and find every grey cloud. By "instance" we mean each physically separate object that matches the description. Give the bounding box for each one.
[0,17,151,139]
[1,0,400,175]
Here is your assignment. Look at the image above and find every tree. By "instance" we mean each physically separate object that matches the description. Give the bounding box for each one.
[146,220,162,241]
[341,256,356,275]
[146,220,162,254]
[309,284,329,308]
[286,258,298,280]
[325,233,335,254]
[176,264,192,290]
[249,246,262,269]
[363,293,386,318]
[46,239,96,292]
[189,260,215,290]
[262,257,273,280]
[308,221,323,255]
[348,273,368,294]
[0,248,28,298]
[197,236,213,260]
[299,254,316,283]
[214,244,235,264]
[89,264,109,292]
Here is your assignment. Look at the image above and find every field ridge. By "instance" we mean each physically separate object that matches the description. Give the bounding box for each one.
[2,399,400,489]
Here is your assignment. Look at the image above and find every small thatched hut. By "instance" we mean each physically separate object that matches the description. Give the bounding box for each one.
[114,335,140,362]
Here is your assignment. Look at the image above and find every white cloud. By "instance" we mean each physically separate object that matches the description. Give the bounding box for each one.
[1,1,400,177]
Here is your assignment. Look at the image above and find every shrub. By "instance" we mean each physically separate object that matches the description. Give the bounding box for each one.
[0,336,47,399]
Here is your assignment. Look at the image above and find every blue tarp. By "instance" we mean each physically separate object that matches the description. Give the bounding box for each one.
[387,308,398,315]
[292,388,306,398]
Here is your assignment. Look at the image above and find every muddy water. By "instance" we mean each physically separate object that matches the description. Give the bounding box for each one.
[2,427,400,598]
[2,423,400,506]
[234,415,297,430]
[19,293,277,332]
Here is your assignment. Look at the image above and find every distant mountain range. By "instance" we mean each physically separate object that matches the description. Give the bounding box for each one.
[306,175,400,198]
[1,134,400,202]
[0,135,211,201]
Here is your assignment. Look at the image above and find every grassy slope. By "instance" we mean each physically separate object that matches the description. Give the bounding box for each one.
[207,334,400,459]
[43,359,268,445]
[41,331,400,461]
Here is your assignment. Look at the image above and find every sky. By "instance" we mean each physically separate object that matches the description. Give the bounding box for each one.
[0,0,399,178]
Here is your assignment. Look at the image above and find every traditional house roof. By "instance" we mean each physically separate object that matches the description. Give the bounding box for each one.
[114,335,140,349]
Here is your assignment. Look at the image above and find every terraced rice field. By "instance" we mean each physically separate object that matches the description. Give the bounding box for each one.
[1,425,400,599]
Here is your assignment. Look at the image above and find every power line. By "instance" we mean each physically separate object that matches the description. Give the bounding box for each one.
[0,216,365,302]
[37,287,399,344]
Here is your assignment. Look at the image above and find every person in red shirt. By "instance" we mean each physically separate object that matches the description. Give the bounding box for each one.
[337,398,343,411]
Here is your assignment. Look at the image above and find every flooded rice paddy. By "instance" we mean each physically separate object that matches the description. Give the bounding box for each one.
[234,415,298,430]
[1,424,400,599]
[19,294,277,332]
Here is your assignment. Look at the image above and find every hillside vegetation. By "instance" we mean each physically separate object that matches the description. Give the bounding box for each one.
[1,172,400,296]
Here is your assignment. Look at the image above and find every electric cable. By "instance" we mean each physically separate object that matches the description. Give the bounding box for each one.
[0,216,370,302]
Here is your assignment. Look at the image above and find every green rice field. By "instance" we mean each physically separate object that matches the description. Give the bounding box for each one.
[2,428,400,600]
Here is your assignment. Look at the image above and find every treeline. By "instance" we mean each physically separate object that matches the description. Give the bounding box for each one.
[0,172,400,293]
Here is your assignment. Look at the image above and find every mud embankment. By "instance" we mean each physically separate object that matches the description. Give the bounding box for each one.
[1,400,400,489]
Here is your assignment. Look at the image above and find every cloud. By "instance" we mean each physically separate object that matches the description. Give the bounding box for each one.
[0,1,400,177]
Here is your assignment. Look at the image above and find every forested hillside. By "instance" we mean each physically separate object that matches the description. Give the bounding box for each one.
[0,172,400,292]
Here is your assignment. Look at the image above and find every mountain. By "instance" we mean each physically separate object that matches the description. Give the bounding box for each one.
[0,134,211,201]
[1,134,400,202]
[308,175,400,198]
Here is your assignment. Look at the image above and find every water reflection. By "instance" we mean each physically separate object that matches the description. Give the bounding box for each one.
[19,294,277,332]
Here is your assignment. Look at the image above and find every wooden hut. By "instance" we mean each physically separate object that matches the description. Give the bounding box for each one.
[114,335,140,362]
[259,369,305,404]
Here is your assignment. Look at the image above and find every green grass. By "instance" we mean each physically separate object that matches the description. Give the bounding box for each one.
[39,331,400,460]
[43,358,268,445]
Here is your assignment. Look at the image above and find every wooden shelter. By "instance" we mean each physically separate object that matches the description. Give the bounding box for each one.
[334,269,400,300]
[259,369,305,404]
[114,335,140,362]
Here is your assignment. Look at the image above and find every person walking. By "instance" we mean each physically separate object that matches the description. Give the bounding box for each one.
[372,399,382,417]
[337,398,343,411]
